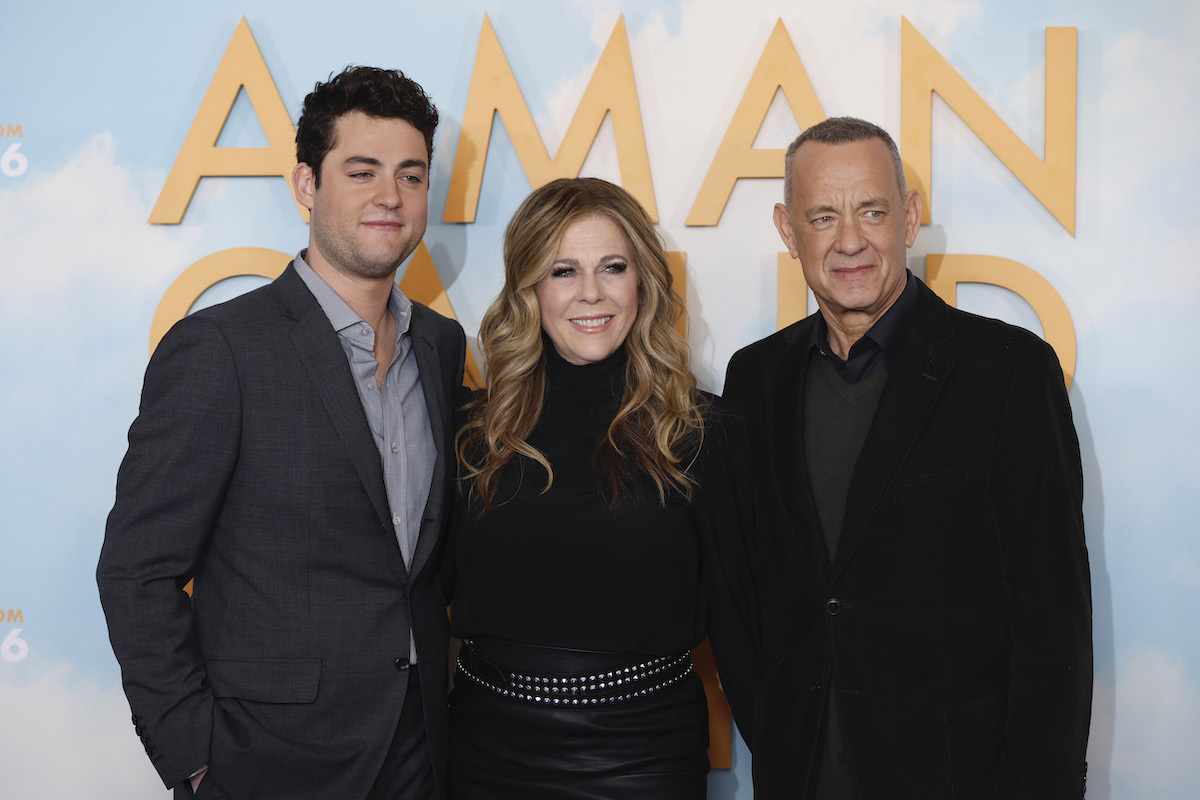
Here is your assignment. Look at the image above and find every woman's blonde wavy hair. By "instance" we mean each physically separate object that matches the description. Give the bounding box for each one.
[457,177,705,511]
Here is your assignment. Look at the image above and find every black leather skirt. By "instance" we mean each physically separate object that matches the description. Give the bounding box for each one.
[449,638,710,799]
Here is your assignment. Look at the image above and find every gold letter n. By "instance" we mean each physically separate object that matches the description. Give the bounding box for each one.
[901,19,1077,235]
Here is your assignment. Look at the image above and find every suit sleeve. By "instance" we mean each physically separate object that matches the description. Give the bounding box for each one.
[697,399,760,749]
[96,316,241,788]
[436,316,470,605]
[994,340,1092,798]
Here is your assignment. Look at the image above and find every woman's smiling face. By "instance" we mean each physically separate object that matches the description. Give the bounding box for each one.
[536,214,640,365]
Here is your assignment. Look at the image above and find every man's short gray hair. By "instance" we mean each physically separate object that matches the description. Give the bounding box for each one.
[782,117,908,206]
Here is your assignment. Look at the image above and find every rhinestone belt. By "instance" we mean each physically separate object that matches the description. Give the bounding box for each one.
[456,640,694,707]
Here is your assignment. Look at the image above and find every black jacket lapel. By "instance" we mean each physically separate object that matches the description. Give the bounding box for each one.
[767,318,830,586]
[273,265,395,538]
[833,282,955,577]
[408,304,449,579]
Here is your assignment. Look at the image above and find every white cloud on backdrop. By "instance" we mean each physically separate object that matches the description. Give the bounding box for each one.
[0,667,164,798]
[0,135,203,488]
[0,134,196,320]
[1090,648,1200,797]
[1074,9,1200,324]
[871,0,981,43]
[573,0,623,48]
[1105,30,1200,153]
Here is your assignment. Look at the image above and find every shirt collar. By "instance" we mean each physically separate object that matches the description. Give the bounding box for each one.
[809,270,918,384]
[293,250,413,342]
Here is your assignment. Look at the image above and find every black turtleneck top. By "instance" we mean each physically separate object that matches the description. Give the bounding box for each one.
[448,345,758,724]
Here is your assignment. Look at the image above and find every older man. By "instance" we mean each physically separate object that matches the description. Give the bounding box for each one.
[724,117,1091,799]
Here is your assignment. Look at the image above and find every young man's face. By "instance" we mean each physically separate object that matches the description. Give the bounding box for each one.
[293,110,429,282]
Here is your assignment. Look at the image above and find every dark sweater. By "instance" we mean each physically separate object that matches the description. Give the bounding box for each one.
[447,345,760,735]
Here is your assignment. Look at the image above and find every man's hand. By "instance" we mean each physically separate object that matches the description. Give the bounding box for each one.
[190,768,207,793]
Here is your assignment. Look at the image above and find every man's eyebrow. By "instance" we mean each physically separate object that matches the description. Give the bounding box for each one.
[343,155,383,169]
[341,155,429,173]
[803,197,891,216]
[855,196,890,211]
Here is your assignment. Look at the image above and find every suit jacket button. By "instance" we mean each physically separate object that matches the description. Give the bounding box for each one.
[395,658,411,671]
[809,682,822,695]
[826,598,842,615]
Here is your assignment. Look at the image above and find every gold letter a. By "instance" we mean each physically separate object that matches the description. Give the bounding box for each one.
[149,17,300,224]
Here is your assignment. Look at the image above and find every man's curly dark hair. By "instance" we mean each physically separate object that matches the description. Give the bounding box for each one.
[295,66,439,187]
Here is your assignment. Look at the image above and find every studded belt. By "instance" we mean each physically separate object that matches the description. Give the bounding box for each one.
[455,638,694,707]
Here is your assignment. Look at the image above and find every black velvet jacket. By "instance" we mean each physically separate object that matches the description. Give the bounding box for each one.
[724,278,1091,799]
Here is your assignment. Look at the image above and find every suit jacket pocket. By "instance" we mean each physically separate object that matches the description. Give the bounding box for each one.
[192,772,232,800]
[892,467,970,502]
[942,692,1003,799]
[207,658,321,704]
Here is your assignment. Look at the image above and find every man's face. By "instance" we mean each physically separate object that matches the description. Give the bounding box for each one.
[292,111,429,281]
[773,138,921,329]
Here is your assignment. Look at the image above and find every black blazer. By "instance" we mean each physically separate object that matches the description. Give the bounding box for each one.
[97,264,466,798]
[723,278,1091,799]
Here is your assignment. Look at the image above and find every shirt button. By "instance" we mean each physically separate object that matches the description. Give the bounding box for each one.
[392,514,402,526]
[358,326,370,336]
[826,598,842,616]
[390,442,399,455]
[367,381,376,390]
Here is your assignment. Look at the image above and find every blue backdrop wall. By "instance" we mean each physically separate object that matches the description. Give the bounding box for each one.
[2,1,1198,797]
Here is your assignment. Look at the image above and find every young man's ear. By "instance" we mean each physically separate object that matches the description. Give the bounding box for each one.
[292,162,316,211]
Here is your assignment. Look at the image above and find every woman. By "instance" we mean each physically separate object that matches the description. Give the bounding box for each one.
[448,177,756,799]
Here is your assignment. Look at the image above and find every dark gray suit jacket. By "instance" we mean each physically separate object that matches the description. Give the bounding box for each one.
[97,263,466,799]
[724,278,1091,799]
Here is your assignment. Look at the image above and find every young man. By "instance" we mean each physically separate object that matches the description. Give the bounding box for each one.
[98,66,465,799]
